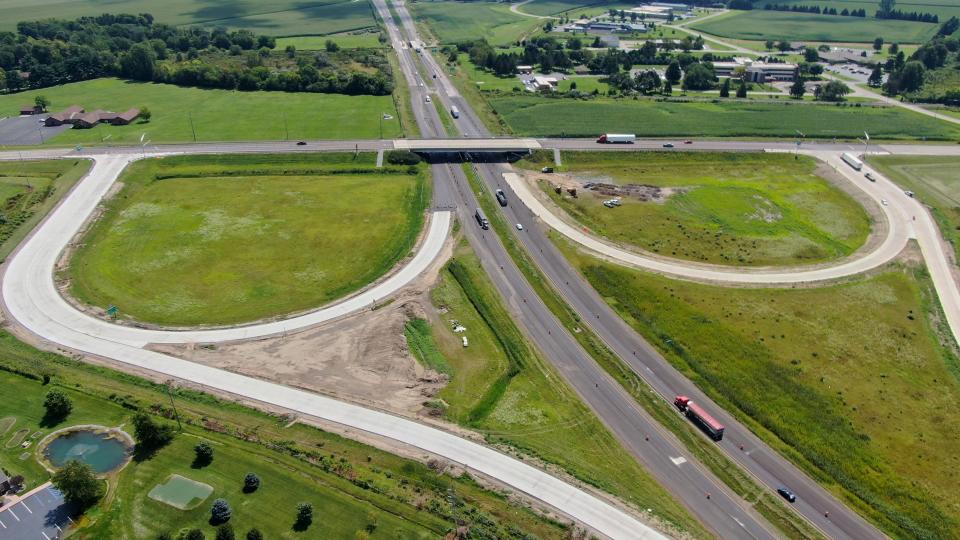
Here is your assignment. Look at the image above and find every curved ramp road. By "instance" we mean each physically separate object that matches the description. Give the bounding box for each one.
[0,154,669,540]
[4,155,452,345]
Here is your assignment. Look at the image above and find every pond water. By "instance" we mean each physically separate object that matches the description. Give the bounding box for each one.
[44,430,131,474]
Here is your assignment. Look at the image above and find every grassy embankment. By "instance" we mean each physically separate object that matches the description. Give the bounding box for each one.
[558,241,960,539]
[275,31,385,50]
[0,332,567,539]
[69,153,428,326]
[0,78,404,145]
[415,242,708,538]
[487,96,960,139]
[410,0,544,46]
[689,9,938,43]
[527,151,871,266]
[0,159,90,261]
[868,155,960,263]
[0,0,378,36]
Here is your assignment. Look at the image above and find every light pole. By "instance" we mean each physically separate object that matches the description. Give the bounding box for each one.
[794,129,804,157]
[863,131,870,155]
[165,380,183,431]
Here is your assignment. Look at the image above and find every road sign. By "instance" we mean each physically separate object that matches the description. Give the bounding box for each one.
[106,306,118,317]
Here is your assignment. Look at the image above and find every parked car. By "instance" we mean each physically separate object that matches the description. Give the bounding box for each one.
[777,488,797,503]
[541,166,554,173]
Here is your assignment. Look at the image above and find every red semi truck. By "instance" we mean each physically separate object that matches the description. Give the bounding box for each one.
[674,396,725,441]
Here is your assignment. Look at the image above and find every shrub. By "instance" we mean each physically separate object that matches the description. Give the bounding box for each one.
[386,150,421,165]
[246,529,263,540]
[295,502,313,530]
[215,524,235,540]
[194,441,214,466]
[243,472,260,493]
[132,412,176,456]
[185,529,205,540]
[210,498,232,524]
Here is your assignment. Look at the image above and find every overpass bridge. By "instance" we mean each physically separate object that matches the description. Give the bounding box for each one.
[393,138,540,153]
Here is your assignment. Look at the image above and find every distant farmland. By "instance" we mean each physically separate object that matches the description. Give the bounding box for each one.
[690,9,938,43]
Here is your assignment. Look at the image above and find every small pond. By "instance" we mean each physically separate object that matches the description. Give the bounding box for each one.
[43,429,132,474]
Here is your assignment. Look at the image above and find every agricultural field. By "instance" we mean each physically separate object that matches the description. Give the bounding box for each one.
[0,0,378,36]
[0,160,89,262]
[525,152,871,266]
[0,79,403,145]
[0,331,567,539]
[559,243,960,540]
[868,155,960,263]
[69,153,427,326]
[410,0,544,46]
[416,243,707,537]
[756,0,960,20]
[515,0,636,17]
[690,9,939,43]
[487,96,960,139]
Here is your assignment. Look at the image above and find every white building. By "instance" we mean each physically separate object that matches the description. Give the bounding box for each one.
[712,57,798,82]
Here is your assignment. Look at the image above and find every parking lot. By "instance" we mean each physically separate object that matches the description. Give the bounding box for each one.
[0,115,69,146]
[0,484,73,540]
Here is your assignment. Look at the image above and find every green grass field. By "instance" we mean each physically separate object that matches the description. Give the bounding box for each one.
[69,153,427,326]
[0,160,89,262]
[411,0,544,45]
[420,243,707,537]
[0,79,403,145]
[516,0,629,17]
[0,332,566,539]
[868,155,960,263]
[690,9,938,43]
[757,0,960,20]
[275,31,385,50]
[527,152,870,266]
[487,96,960,139]
[0,0,377,36]
[560,241,960,539]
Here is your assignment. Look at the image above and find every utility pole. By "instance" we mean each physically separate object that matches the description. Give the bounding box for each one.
[165,380,183,431]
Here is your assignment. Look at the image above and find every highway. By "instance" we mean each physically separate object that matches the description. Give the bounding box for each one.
[381,1,890,537]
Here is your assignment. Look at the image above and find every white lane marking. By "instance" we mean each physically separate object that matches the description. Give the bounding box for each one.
[670,456,687,466]
[42,532,51,540]
[19,500,32,513]
[7,508,18,521]
[0,517,6,528]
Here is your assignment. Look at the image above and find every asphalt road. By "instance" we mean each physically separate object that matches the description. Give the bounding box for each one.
[383,1,888,538]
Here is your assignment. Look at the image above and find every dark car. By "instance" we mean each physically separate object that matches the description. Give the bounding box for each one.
[662,143,675,148]
[296,141,307,146]
[777,488,796,503]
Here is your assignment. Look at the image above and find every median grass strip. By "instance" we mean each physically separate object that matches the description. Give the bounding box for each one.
[486,96,960,140]
[523,151,870,266]
[425,241,709,537]
[867,155,960,264]
[0,330,568,539]
[69,153,428,326]
[561,242,960,540]
[0,159,90,262]
[461,163,825,539]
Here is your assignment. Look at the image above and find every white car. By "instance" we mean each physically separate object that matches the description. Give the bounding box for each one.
[881,199,888,206]
[516,223,523,231]
[425,96,431,103]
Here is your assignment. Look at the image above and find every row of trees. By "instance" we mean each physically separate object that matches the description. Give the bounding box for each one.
[764,4,869,17]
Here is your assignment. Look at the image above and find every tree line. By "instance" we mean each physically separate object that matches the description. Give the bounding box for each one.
[882,16,959,103]
[763,4,869,17]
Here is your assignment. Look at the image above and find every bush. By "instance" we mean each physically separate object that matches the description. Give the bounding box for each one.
[194,441,214,467]
[215,524,235,540]
[185,529,205,540]
[243,472,260,493]
[246,529,263,540]
[386,150,422,165]
[210,498,232,524]
[132,412,176,457]
[295,502,313,530]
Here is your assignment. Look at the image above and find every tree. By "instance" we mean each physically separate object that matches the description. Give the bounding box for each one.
[186,530,205,540]
[52,460,104,510]
[735,80,747,98]
[215,525,235,540]
[119,42,157,81]
[682,63,714,90]
[285,44,296,58]
[897,60,926,92]
[888,42,899,54]
[665,60,682,84]
[867,64,884,87]
[764,40,774,51]
[873,37,884,51]
[719,77,730,97]
[325,40,340,52]
[243,472,261,493]
[295,502,313,529]
[246,530,263,540]
[132,412,175,457]
[211,498,232,524]
[789,79,806,99]
[803,47,819,62]
[879,0,896,16]
[139,106,152,122]
[157,533,172,540]
[34,95,50,112]
[817,80,850,101]
[635,70,661,94]
[776,40,792,52]
[43,389,72,421]
[194,441,214,467]
[663,80,672,95]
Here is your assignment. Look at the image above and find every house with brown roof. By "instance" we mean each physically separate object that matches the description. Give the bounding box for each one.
[19,105,42,116]
[111,108,141,125]
[74,110,109,129]
[44,105,85,126]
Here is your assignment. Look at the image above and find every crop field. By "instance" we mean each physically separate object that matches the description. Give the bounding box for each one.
[527,152,870,266]
[487,96,960,140]
[69,153,427,326]
[757,0,960,20]
[690,9,938,43]
[410,0,544,45]
[868,155,960,263]
[0,0,377,36]
[515,0,635,17]
[0,160,89,261]
[423,244,707,537]
[0,332,565,539]
[560,241,960,539]
[0,79,403,145]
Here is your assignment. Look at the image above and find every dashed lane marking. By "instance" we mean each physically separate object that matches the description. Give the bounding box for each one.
[670,456,687,466]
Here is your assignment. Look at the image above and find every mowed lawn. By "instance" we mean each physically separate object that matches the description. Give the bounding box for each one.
[0,79,403,145]
[411,0,544,45]
[0,0,377,36]
[562,246,960,539]
[529,152,870,266]
[69,153,428,326]
[690,9,938,43]
[488,96,960,140]
[868,155,960,262]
